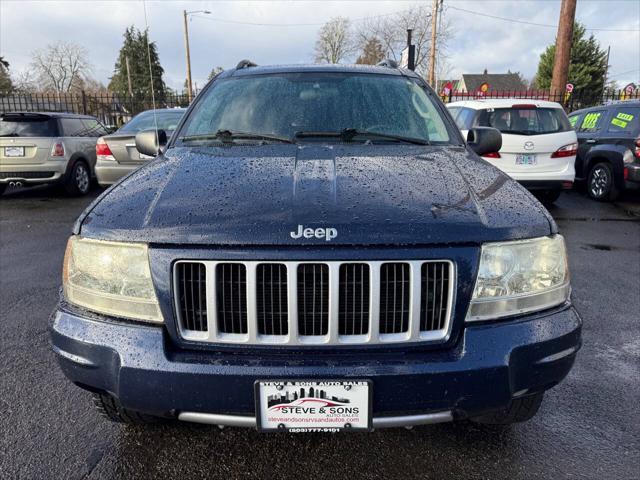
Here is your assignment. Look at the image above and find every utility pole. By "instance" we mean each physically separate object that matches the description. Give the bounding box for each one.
[427,0,439,87]
[183,10,193,102]
[125,56,133,97]
[550,0,577,97]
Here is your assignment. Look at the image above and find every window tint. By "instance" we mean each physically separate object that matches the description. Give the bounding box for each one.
[477,107,571,136]
[447,106,476,130]
[568,113,582,130]
[578,111,604,133]
[606,107,640,134]
[118,111,185,133]
[81,118,108,137]
[61,118,90,137]
[0,115,58,137]
[179,73,452,143]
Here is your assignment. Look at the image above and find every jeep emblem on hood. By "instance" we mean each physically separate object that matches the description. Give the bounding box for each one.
[290,225,338,241]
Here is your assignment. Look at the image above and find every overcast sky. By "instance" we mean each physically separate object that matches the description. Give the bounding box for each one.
[1,0,639,91]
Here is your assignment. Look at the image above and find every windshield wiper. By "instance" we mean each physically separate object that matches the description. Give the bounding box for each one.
[295,128,430,145]
[0,133,20,137]
[179,129,294,144]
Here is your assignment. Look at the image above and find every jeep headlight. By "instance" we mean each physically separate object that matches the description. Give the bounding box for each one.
[63,236,163,323]
[466,235,570,322]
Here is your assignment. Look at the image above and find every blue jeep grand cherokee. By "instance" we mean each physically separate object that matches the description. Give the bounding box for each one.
[51,63,581,431]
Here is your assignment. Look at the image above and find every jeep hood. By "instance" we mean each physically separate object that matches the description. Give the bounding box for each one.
[77,144,555,245]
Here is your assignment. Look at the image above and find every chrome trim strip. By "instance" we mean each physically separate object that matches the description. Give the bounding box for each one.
[177,411,453,428]
[174,260,455,346]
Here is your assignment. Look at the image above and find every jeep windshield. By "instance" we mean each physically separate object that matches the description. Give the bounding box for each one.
[175,72,453,145]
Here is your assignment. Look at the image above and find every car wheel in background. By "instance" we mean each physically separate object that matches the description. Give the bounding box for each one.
[534,189,562,206]
[64,160,91,196]
[471,392,544,425]
[587,162,619,202]
[92,393,162,424]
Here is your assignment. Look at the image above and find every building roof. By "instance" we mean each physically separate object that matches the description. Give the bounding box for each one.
[462,72,527,92]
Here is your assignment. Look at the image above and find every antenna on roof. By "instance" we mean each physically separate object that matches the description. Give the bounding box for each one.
[142,0,160,152]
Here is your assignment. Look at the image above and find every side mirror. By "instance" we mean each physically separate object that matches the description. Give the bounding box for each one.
[467,127,502,157]
[135,129,167,157]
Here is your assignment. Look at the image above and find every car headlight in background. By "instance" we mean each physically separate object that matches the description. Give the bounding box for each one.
[466,235,570,322]
[63,236,163,323]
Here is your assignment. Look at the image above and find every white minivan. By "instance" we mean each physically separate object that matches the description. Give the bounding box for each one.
[447,99,577,204]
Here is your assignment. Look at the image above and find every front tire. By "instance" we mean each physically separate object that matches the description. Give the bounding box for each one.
[471,392,544,425]
[587,162,619,202]
[92,393,161,424]
[0,184,7,196]
[64,160,91,196]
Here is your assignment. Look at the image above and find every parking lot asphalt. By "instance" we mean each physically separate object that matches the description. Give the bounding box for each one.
[0,184,638,480]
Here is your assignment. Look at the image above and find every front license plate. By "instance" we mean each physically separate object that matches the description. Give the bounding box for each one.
[255,380,372,432]
[4,146,25,157]
[515,153,536,165]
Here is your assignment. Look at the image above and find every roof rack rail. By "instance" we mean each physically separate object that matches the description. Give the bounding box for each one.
[376,59,399,69]
[236,59,257,70]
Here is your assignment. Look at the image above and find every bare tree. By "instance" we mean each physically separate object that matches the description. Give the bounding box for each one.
[11,70,36,93]
[314,17,354,64]
[355,5,451,76]
[30,41,92,93]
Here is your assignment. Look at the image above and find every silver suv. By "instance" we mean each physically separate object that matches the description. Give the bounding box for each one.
[0,112,108,196]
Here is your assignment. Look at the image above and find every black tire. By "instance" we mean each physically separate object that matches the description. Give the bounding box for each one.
[471,393,544,425]
[534,189,562,205]
[92,393,161,424]
[587,162,619,202]
[64,160,91,196]
[0,184,7,196]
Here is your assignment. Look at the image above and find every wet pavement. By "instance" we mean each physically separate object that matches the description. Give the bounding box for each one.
[0,184,638,479]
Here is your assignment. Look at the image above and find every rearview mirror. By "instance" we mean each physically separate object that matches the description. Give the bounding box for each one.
[467,127,502,157]
[135,129,167,157]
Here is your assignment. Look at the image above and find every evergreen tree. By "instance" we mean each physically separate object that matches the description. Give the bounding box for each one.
[0,56,14,93]
[355,38,385,65]
[534,22,608,101]
[108,26,166,102]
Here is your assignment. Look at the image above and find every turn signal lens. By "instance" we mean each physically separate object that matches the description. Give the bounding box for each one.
[482,152,501,158]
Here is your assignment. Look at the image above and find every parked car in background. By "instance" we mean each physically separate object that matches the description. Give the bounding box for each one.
[448,99,577,204]
[95,108,186,186]
[0,112,107,196]
[568,100,640,201]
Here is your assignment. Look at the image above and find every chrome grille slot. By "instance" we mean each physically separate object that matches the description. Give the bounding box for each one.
[379,263,410,334]
[215,263,247,334]
[297,264,329,336]
[176,262,207,332]
[421,262,450,331]
[256,264,288,335]
[339,263,370,335]
[173,260,454,345]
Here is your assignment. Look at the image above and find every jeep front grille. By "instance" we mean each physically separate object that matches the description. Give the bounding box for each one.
[174,260,454,345]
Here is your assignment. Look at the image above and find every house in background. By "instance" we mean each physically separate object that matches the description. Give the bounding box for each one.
[439,69,528,94]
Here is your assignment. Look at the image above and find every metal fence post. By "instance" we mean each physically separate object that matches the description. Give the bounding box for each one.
[81,90,87,115]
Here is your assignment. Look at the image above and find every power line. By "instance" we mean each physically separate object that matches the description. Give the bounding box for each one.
[447,5,640,32]
[191,9,406,28]
[607,68,640,79]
